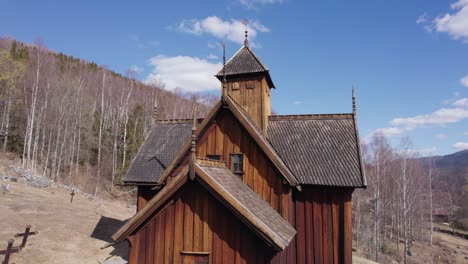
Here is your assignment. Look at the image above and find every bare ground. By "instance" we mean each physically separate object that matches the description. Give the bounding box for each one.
[0,163,134,264]
[354,230,468,264]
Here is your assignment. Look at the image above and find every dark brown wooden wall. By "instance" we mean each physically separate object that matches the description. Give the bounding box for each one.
[196,110,289,216]
[128,180,275,264]
[294,187,354,264]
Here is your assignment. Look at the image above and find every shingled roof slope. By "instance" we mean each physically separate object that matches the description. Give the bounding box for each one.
[267,114,365,187]
[215,46,275,88]
[114,162,296,251]
[123,121,192,184]
[196,163,296,250]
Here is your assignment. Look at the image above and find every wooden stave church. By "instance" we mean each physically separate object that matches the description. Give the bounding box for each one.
[113,35,366,264]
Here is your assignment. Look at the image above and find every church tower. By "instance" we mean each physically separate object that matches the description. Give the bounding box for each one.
[216,31,275,134]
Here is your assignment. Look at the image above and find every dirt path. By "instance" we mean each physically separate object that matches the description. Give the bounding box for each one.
[0,179,134,264]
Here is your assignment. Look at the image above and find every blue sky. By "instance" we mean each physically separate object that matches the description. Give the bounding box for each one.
[1,0,468,155]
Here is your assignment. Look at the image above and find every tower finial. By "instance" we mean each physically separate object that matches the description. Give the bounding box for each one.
[242,20,249,47]
[352,86,356,115]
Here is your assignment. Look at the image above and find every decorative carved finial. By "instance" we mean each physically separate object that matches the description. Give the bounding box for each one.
[352,86,356,115]
[153,99,159,123]
[242,20,249,47]
[220,41,227,104]
[189,109,197,180]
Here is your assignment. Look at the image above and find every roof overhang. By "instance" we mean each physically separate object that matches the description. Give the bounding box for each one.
[113,163,296,251]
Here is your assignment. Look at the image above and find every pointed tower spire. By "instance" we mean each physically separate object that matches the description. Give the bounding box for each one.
[189,109,197,180]
[352,86,357,115]
[243,20,249,47]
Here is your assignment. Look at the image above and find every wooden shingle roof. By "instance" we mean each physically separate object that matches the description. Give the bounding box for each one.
[122,120,193,184]
[196,164,296,250]
[215,46,275,88]
[267,114,366,187]
[123,108,366,188]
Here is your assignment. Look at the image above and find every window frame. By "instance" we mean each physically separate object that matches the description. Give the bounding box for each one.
[230,153,244,174]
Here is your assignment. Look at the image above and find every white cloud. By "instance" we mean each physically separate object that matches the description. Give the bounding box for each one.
[434,0,468,43]
[239,0,283,9]
[461,75,468,87]
[453,98,468,107]
[129,65,144,74]
[435,133,447,139]
[390,98,468,128]
[177,16,270,46]
[373,127,403,137]
[145,55,222,92]
[207,54,218,60]
[464,131,468,135]
[416,13,428,24]
[293,101,302,105]
[368,97,468,140]
[453,141,468,149]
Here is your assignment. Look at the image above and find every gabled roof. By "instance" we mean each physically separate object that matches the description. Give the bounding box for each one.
[267,114,366,187]
[113,162,296,251]
[122,99,365,189]
[216,45,275,88]
[122,120,193,184]
[158,96,300,188]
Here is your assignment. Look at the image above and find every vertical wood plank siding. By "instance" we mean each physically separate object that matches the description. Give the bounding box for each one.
[131,184,354,263]
[129,181,275,264]
[131,108,356,263]
[294,187,354,264]
[226,76,270,133]
[196,110,288,214]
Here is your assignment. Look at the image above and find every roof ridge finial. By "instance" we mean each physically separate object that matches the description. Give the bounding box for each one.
[352,86,357,115]
[190,108,197,180]
[242,20,249,47]
[220,41,227,104]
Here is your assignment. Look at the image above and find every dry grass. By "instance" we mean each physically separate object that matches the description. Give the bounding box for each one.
[0,163,134,263]
[354,230,468,264]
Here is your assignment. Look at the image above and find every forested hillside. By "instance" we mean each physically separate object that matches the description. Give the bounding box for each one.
[420,150,468,227]
[354,135,468,263]
[0,37,215,195]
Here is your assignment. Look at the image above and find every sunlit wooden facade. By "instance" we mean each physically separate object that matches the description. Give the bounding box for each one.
[115,38,366,263]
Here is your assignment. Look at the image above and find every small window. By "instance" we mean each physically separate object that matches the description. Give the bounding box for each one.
[246,81,254,89]
[232,82,240,90]
[231,153,244,174]
[207,154,220,160]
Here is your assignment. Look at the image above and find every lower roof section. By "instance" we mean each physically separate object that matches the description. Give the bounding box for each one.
[113,161,296,251]
[268,114,366,187]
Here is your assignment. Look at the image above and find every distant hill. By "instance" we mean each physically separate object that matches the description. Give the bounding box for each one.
[420,150,468,224]
[420,149,468,187]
